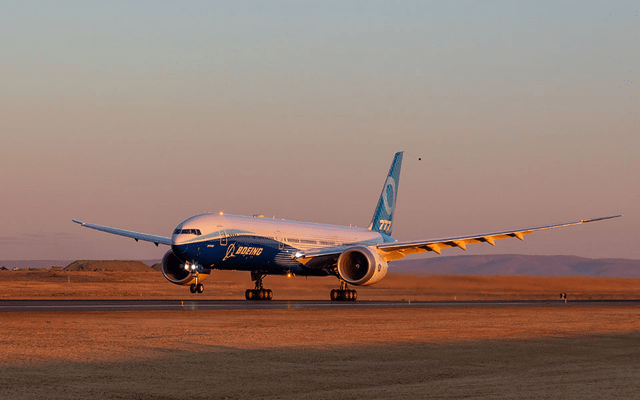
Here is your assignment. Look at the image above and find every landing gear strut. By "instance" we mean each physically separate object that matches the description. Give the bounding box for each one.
[330,280,357,302]
[245,272,273,301]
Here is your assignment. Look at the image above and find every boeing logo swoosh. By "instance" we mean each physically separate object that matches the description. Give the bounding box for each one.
[223,243,236,261]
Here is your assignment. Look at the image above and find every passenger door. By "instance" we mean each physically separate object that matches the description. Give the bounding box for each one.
[276,230,284,250]
[219,226,227,246]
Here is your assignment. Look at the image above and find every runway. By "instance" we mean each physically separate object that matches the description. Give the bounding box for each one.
[1,299,638,312]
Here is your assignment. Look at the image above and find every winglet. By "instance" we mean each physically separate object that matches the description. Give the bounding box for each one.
[72,219,85,226]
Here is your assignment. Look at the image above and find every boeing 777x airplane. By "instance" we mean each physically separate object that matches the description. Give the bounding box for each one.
[73,152,620,301]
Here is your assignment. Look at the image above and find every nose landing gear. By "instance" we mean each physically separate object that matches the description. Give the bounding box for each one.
[245,272,273,301]
[190,283,204,294]
[330,280,357,301]
[189,274,204,294]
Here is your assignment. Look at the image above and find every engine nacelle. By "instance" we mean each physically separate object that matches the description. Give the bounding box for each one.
[161,250,210,286]
[336,246,388,286]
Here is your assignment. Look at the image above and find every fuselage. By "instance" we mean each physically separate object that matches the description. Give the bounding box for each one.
[171,213,395,276]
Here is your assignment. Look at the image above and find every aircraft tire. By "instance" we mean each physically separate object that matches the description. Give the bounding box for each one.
[245,289,254,300]
[267,289,273,300]
[351,290,357,301]
[196,283,204,294]
[190,284,197,294]
[257,289,265,300]
[330,289,339,301]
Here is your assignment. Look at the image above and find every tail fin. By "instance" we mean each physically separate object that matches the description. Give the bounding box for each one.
[368,151,404,236]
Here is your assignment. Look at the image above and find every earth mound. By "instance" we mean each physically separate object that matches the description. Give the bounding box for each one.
[64,260,153,272]
[151,263,162,272]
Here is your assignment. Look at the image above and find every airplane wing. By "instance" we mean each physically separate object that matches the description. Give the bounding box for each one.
[72,219,171,246]
[296,215,621,264]
[375,215,622,261]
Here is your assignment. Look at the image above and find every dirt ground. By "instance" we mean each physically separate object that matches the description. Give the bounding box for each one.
[1,271,639,399]
[2,269,639,300]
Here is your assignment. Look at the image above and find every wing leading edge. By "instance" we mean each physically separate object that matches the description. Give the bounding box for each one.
[72,219,171,246]
[375,215,622,261]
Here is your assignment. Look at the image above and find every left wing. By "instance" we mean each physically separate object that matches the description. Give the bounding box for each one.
[376,215,622,261]
[72,219,171,246]
[295,215,621,264]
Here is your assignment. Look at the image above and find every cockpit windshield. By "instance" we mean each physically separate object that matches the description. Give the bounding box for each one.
[173,228,202,235]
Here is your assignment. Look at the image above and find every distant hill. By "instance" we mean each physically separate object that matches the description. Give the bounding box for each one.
[0,260,74,270]
[64,260,154,272]
[0,260,160,270]
[390,254,640,278]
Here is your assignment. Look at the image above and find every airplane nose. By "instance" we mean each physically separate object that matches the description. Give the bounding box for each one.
[171,243,188,259]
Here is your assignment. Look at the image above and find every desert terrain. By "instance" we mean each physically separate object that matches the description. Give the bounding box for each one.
[1,268,639,399]
[2,267,640,301]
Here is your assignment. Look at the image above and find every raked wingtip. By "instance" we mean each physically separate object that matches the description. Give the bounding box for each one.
[581,215,623,224]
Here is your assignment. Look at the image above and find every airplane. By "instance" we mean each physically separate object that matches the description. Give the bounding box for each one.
[73,152,621,301]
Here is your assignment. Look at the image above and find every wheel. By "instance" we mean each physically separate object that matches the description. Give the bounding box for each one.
[351,290,358,301]
[344,290,353,301]
[246,289,254,300]
[196,283,204,293]
[330,289,339,301]
[267,290,273,300]
[190,284,197,294]
[257,289,265,300]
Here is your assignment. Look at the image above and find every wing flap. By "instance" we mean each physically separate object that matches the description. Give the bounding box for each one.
[72,219,171,246]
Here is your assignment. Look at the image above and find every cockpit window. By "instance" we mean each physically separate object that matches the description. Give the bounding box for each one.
[173,229,202,235]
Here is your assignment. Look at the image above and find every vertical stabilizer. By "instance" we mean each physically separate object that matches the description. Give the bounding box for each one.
[368,151,403,236]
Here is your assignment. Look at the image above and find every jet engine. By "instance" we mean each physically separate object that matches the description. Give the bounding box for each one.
[161,249,210,286]
[336,246,388,286]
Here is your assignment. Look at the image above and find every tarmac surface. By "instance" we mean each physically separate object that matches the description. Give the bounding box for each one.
[1,299,639,312]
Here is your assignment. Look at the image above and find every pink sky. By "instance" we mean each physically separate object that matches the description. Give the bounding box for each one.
[1,2,638,260]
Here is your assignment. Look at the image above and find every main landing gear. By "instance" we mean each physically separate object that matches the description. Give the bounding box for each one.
[245,272,273,301]
[330,280,357,302]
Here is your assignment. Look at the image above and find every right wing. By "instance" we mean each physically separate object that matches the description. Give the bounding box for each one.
[72,219,171,246]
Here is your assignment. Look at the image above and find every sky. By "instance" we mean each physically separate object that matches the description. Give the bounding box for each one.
[1,1,638,261]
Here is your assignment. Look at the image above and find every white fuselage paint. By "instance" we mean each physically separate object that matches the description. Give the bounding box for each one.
[172,213,385,250]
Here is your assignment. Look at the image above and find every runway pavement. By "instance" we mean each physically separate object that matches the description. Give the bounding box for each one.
[1,299,639,312]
